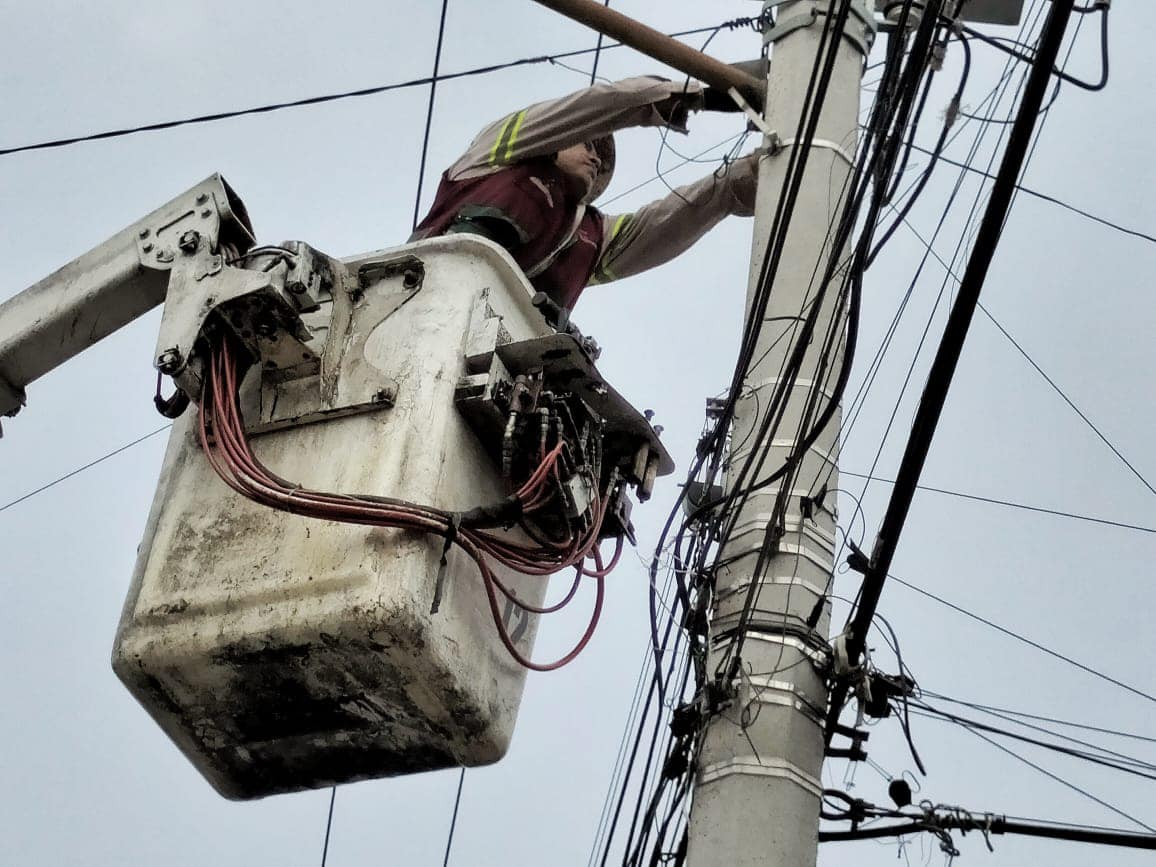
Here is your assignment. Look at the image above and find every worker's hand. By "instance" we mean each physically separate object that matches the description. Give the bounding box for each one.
[701,87,743,113]
[654,91,702,133]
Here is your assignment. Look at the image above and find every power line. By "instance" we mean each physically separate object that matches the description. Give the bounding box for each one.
[922,690,1156,746]
[961,723,1156,833]
[821,1,1046,591]
[976,302,1156,500]
[589,0,612,85]
[889,572,1156,704]
[320,786,337,867]
[826,0,1079,745]
[841,469,1156,535]
[0,424,171,514]
[896,216,1156,501]
[821,810,1156,850]
[412,0,452,231]
[907,141,1156,248]
[0,24,725,158]
[909,705,1156,782]
[442,769,466,867]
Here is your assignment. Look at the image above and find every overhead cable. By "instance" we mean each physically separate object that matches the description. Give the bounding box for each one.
[820,812,1156,850]
[841,469,1156,535]
[825,0,1081,744]
[0,24,728,158]
[0,424,171,514]
[412,0,452,230]
[922,690,1156,745]
[442,769,466,867]
[889,572,1156,704]
[906,143,1156,247]
[896,216,1156,501]
[962,723,1156,833]
[319,786,337,867]
[909,705,1156,782]
[588,0,612,85]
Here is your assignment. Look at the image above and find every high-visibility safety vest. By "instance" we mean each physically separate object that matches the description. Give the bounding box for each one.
[412,156,605,311]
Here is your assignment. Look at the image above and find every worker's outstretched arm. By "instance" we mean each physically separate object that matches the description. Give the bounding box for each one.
[449,77,702,179]
[589,154,759,285]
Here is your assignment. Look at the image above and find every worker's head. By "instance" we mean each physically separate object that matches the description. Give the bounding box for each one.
[555,135,615,202]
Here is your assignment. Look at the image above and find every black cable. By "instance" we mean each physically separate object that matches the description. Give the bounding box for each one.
[831,0,1067,535]
[412,0,452,231]
[590,541,688,866]
[916,700,1156,774]
[442,768,465,867]
[772,0,975,557]
[905,142,1156,247]
[893,215,1156,501]
[0,424,171,514]
[910,705,1156,782]
[589,0,612,85]
[320,786,337,867]
[873,613,926,775]
[820,813,1156,850]
[713,0,954,756]
[978,303,1156,499]
[821,13,1046,501]
[597,577,688,866]
[962,723,1156,833]
[715,0,947,683]
[867,31,970,264]
[709,0,865,590]
[888,572,1156,704]
[838,0,1048,511]
[0,24,728,157]
[841,469,1156,534]
[826,0,1081,743]
[954,0,1109,92]
[639,0,863,719]
[922,690,1156,745]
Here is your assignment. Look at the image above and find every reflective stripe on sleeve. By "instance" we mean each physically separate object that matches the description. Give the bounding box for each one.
[590,213,634,285]
[488,110,527,166]
[503,110,528,164]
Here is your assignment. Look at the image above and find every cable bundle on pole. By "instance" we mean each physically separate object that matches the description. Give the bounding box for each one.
[825,0,1081,743]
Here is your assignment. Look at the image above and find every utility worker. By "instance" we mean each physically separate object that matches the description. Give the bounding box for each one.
[411,77,757,314]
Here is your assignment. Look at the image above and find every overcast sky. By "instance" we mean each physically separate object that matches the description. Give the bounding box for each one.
[2,1,1154,865]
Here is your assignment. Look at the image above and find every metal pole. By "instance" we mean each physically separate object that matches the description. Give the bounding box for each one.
[528,0,764,98]
[685,3,872,866]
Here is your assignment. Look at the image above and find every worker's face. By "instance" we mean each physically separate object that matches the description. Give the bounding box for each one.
[555,141,602,198]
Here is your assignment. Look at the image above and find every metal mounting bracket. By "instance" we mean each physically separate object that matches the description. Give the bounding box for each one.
[727,86,776,138]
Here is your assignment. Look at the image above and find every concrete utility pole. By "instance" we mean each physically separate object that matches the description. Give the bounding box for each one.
[685,3,874,866]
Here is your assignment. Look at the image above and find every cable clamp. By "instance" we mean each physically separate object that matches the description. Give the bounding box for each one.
[763,0,876,55]
[845,539,869,574]
[431,513,461,614]
[772,135,856,169]
[763,8,819,46]
[831,631,857,678]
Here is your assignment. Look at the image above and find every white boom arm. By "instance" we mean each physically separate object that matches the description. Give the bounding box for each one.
[0,174,255,426]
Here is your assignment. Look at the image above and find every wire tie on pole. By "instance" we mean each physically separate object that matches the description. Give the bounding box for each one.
[773,135,857,168]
